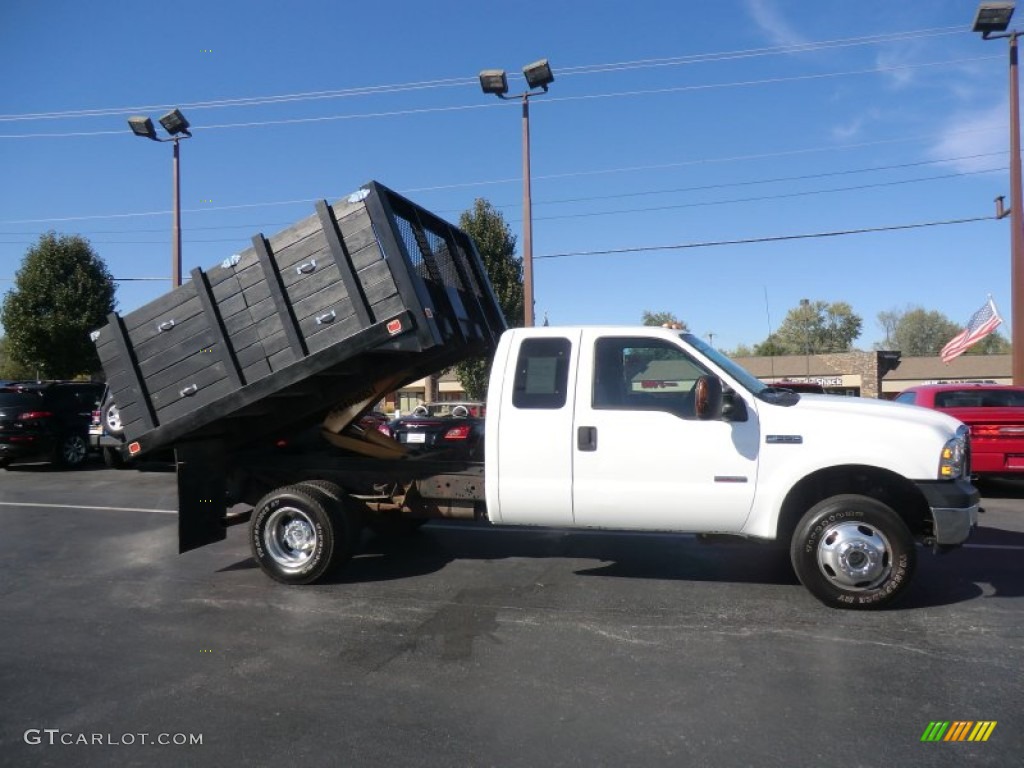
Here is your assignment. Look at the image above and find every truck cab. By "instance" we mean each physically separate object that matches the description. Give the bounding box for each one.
[485,326,978,608]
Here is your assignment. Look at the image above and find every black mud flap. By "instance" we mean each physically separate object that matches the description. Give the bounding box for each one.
[176,440,228,553]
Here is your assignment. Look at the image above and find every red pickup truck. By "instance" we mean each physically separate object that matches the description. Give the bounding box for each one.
[895,384,1024,477]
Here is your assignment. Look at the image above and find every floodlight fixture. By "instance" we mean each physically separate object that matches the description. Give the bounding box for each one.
[125,107,193,288]
[479,69,509,96]
[159,108,191,136]
[128,116,158,141]
[522,59,554,91]
[476,59,555,326]
[973,1,1015,36]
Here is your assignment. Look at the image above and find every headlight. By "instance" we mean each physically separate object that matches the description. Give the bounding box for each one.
[939,425,970,479]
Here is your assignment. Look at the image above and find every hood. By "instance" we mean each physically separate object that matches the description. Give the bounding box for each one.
[755,394,965,480]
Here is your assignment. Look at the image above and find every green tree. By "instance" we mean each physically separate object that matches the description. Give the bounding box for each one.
[966,331,1011,355]
[727,343,756,357]
[642,310,689,330]
[0,232,116,378]
[753,333,786,356]
[453,200,523,400]
[875,306,959,355]
[0,336,34,379]
[874,305,1010,356]
[774,299,862,354]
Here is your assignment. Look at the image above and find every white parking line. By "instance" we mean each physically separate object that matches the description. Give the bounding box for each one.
[0,501,176,515]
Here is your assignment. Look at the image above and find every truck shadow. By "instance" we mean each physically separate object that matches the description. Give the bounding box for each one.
[321,523,1024,609]
[905,526,1024,606]
[332,526,798,587]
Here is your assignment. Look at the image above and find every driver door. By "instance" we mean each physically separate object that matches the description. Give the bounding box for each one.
[571,331,759,532]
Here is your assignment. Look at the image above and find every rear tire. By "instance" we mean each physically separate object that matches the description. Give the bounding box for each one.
[296,479,364,544]
[250,485,352,584]
[102,446,129,469]
[790,494,916,609]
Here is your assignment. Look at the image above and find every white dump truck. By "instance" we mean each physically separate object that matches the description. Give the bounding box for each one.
[92,181,978,609]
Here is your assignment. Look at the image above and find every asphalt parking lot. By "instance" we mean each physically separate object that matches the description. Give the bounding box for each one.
[1,459,1021,767]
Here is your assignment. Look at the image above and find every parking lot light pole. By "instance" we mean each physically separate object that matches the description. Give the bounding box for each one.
[973,2,1024,383]
[127,109,193,288]
[479,60,554,327]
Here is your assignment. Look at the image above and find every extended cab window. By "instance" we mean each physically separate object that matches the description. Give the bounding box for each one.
[593,337,707,417]
[512,337,571,409]
[895,392,916,405]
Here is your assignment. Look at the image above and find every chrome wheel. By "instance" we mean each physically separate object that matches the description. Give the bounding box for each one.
[263,506,319,573]
[104,402,123,434]
[815,521,892,591]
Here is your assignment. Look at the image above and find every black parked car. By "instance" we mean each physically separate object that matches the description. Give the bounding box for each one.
[388,401,485,459]
[0,381,104,469]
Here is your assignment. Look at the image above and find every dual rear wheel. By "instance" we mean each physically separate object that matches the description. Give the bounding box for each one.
[250,483,355,585]
[250,481,428,584]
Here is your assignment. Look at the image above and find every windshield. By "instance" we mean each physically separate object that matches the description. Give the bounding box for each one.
[682,333,766,395]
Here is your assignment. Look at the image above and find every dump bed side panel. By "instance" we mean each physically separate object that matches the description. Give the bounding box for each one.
[92,181,505,455]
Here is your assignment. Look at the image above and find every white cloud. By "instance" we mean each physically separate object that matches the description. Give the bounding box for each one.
[832,118,865,141]
[928,101,1009,172]
[874,47,918,90]
[744,0,807,48]
[831,109,881,142]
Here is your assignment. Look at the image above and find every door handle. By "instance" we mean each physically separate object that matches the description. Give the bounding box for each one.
[577,426,597,452]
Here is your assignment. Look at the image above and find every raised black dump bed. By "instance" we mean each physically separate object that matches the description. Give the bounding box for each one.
[92,181,505,458]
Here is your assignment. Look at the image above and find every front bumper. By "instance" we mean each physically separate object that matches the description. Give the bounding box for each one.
[914,478,980,546]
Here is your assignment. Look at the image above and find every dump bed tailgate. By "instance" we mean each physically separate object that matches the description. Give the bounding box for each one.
[92,181,505,455]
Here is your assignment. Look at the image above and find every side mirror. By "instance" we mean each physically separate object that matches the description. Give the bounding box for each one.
[722,390,748,422]
[694,375,724,420]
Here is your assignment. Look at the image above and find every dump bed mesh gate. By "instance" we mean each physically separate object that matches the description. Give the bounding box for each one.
[93,181,505,456]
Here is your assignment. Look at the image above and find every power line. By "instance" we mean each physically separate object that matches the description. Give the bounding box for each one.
[0,26,964,124]
[527,167,1006,223]
[0,77,479,122]
[535,216,994,260]
[0,214,997,283]
[0,165,1003,243]
[473,152,1008,211]
[0,131,1008,228]
[1,151,1002,236]
[0,54,1000,140]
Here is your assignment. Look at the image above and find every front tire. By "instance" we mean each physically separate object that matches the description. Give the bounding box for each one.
[250,485,352,584]
[790,494,916,609]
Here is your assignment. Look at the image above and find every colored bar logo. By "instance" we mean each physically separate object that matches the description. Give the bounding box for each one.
[921,721,997,742]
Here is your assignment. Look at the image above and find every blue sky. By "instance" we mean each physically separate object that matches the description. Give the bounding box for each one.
[0,0,1016,352]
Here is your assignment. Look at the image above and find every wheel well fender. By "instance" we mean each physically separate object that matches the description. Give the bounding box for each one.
[775,465,931,543]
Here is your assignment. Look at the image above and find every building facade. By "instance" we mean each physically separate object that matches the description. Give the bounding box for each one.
[388,353,1012,410]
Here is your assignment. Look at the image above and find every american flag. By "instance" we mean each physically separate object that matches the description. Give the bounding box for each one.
[941,297,1003,363]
